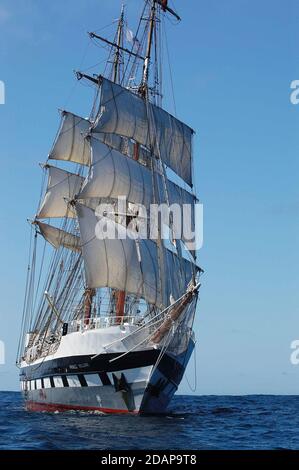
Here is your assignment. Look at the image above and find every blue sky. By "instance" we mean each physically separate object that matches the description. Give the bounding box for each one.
[0,0,298,394]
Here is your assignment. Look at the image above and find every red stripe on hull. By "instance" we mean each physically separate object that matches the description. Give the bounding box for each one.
[25,401,138,415]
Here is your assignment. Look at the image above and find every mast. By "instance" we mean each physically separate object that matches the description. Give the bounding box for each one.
[84,288,95,325]
[114,5,126,322]
[115,290,126,323]
[139,0,180,99]
[84,6,129,325]
[113,4,125,84]
[139,0,156,98]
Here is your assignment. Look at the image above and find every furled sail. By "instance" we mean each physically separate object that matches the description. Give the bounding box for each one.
[93,77,194,185]
[78,136,197,246]
[49,111,91,166]
[36,221,81,252]
[76,203,194,309]
[37,166,85,219]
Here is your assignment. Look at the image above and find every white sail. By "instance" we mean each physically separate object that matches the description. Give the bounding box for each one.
[37,166,85,219]
[97,132,123,153]
[36,221,81,252]
[76,203,194,309]
[49,111,91,166]
[165,248,194,303]
[79,138,153,207]
[78,137,197,244]
[93,77,194,185]
[76,203,160,306]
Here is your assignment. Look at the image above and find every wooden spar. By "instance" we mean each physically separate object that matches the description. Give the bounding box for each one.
[44,291,64,325]
[116,290,126,323]
[89,32,145,61]
[84,288,95,325]
[133,142,140,161]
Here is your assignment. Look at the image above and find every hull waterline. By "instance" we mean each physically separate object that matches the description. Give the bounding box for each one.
[20,338,195,415]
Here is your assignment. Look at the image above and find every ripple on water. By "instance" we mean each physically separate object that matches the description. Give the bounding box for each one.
[1,393,299,450]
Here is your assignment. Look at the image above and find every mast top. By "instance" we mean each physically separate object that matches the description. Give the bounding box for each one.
[78,0,181,102]
[112,4,125,84]
[155,0,181,21]
[139,1,180,98]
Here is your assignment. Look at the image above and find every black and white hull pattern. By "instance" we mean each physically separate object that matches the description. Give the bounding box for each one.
[20,322,195,414]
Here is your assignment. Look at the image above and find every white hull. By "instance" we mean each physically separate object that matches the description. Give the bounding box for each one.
[20,324,195,414]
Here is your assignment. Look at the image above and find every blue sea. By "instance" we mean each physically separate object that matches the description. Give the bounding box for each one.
[0,392,299,450]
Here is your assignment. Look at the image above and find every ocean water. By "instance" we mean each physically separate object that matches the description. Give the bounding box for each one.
[0,392,299,450]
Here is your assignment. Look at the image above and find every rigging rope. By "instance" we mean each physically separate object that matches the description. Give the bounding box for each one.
[185,340,198,393]
[63,37,92,111]
[16,225,34,363]
[162,15,177,117]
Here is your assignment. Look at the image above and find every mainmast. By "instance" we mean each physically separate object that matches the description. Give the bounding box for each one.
[76,0,184,325]
[139,0,180,98]
[113,5,127,322]
[84,5,127,325]
[139,0,156,98]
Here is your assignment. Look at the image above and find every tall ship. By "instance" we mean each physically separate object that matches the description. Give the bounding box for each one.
[17,0,202,414]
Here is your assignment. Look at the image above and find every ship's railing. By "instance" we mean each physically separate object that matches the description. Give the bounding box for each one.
[23,333,61,363]
[67,316,142,334]
[22,317,143,363]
